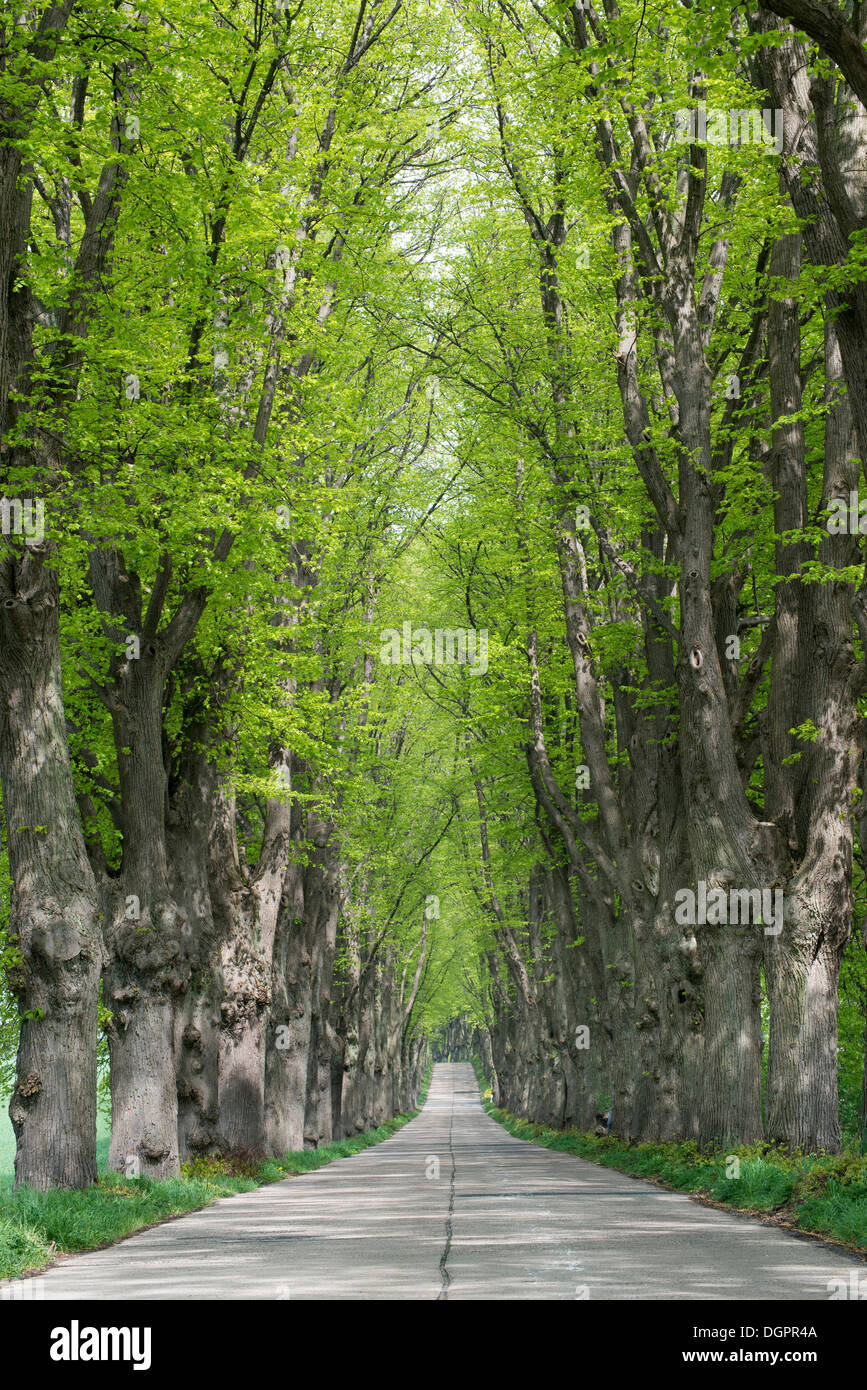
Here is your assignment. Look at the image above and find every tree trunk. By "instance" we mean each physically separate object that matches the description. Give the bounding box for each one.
[264,895,311,1154]
[0,552,102,1189]
[302,846,341,1146]
[168,717,225,1158]
[102,644,188,1180]
[217,771,290,1157]
[763,316,860,1150]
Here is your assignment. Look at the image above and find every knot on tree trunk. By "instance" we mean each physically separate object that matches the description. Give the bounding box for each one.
[140,1130,172,1162]
[9,1073,42,1134]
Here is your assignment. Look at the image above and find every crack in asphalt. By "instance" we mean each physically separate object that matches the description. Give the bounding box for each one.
[437,1072,457,1301]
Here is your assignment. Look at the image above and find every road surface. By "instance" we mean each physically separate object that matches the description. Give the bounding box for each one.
[8,1062,865,1299]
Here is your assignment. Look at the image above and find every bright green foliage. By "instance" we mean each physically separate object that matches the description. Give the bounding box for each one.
[2,0,867,1206]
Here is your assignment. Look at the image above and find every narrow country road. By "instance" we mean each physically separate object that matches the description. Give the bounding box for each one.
[20,1063,867,1300]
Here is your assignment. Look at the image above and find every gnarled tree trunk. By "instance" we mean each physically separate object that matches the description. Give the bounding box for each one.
[0,551,102,1190]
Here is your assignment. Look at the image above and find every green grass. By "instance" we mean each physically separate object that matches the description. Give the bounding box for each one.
[0,1168,263,1279]
[0,1066,432,1282]
[0,1214,54,1279]
[472,1060,867,1255]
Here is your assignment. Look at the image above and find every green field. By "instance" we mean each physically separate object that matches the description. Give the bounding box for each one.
[0,1110,111,1184]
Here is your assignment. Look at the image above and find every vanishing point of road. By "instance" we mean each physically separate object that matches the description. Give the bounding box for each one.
[14,1062,866,1300]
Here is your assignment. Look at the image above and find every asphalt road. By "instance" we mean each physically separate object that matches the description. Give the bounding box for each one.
[8,1061,866,1300]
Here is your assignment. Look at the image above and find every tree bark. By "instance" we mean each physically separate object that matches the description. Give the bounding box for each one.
[0,550,102,1189]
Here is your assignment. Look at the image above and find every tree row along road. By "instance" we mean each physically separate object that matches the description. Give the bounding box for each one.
[19,1065,865,1302]
[4,0,867,1201]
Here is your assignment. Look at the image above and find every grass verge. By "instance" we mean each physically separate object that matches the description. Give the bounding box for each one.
[471,1060,867,1257]
[0,1067,432,1282]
